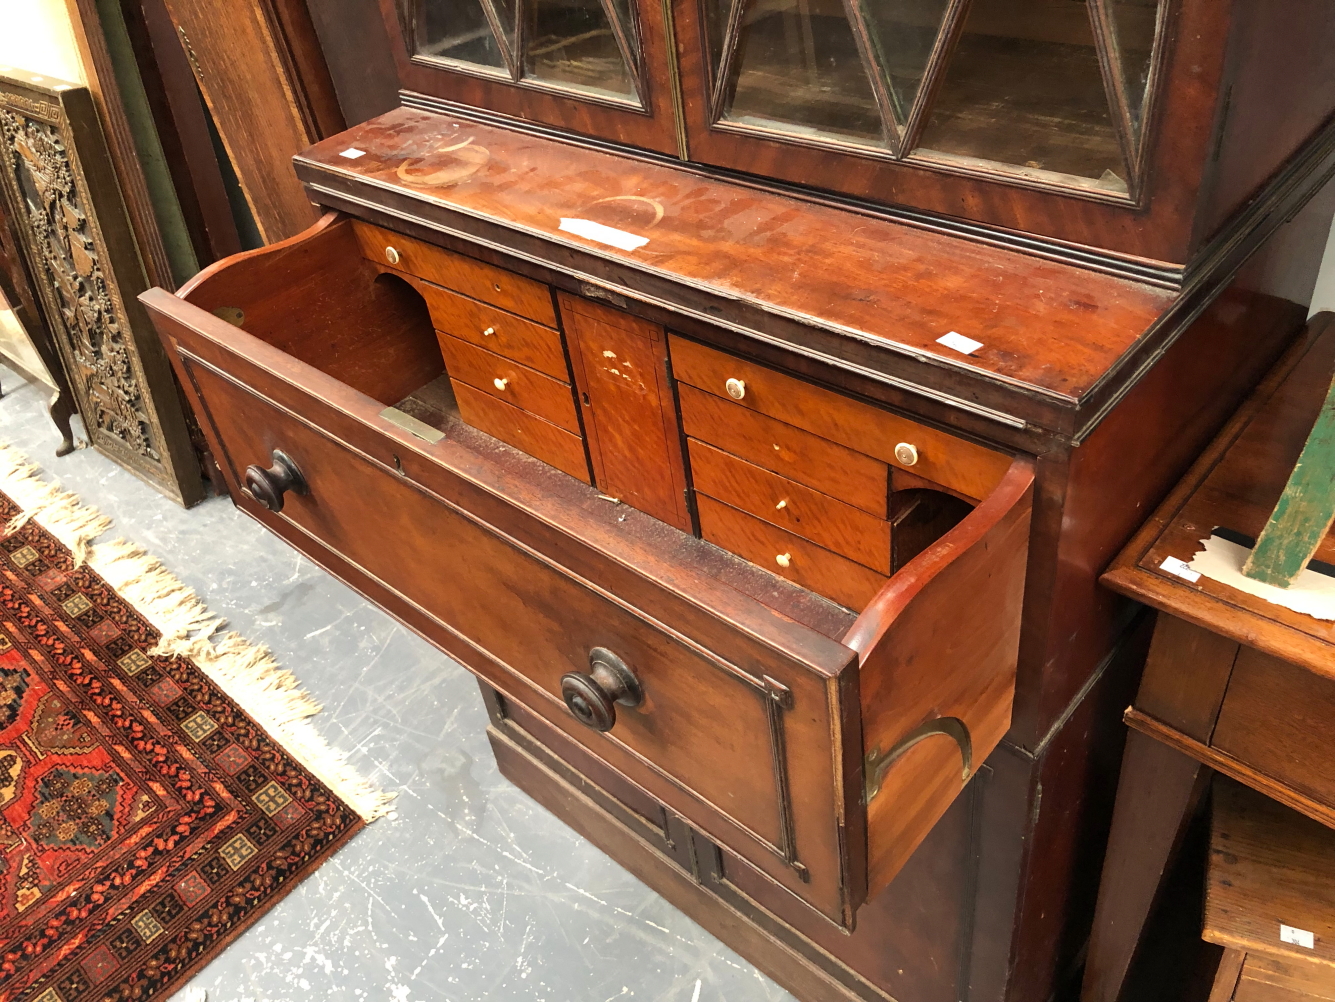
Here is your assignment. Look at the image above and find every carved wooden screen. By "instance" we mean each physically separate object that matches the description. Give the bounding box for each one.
[0,70,203,506]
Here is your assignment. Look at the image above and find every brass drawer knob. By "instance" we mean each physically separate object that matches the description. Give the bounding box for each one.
[725,377,746,400]
[775,552,792,568]
[483,326,495,336]
[241,450,308,513]
[493,377,509,391]
[384,246,400,266]
[894,442,919,466]
[561,647,643,732]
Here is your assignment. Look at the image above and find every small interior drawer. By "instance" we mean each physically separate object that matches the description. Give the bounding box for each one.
[417,281,568,379]
[679,383,889,516]
[452,380,590,482]
[436,332,580,433]
[697,494,889,610]
[670,334,1011,501]
[353,221,556,325]
[688,439,891,572]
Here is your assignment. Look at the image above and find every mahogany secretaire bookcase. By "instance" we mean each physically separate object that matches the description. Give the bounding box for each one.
[140,3,1335,1000]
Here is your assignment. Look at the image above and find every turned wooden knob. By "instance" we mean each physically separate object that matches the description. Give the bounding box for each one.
[242,451,308,513]
[560,647,643,732]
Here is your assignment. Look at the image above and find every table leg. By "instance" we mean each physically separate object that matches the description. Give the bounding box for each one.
[1206,949,1245,1002]
[1081,729,1210,1002]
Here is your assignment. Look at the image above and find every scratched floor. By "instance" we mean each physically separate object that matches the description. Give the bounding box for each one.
[0,366,795,1002]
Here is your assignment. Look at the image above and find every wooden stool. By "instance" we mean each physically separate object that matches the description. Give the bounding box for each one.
[1207,779,1335,1002]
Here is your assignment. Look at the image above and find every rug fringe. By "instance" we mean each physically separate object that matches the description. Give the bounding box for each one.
[0,444,394,821]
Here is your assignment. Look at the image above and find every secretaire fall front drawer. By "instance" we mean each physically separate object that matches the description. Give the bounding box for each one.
[150,310,860,924]
[141,213,1035,926]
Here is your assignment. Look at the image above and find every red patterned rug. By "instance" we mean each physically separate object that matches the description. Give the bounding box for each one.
[0,448,387,1001]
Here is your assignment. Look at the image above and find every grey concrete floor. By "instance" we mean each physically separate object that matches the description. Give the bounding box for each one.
[0,366,795,1002]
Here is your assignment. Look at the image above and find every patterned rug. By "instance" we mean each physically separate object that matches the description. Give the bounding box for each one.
[0,447,390,1001]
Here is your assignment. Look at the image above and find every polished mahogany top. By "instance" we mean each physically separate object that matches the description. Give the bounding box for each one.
[297,107,1177,434]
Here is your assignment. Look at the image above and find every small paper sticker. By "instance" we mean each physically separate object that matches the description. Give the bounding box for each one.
[1281,924,1316,949]
[1160,556,1202,583]
[339,147,367,159]
[558,217,649,252]
[937,331,983,355]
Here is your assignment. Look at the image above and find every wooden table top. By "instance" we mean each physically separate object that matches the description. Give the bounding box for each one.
[1102,313,1335,678]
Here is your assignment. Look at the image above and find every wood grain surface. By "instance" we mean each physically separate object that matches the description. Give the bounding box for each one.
[679,384,889,516]
[696,494,889,611]
[688,440,892,571]
[354,220,557,324]
[1102,314,1335,678]
[451,380,589,482]
[1207,779,1335,969]
[671,334,1009,500]
[415,280,567,378]
[563,294,690,530]
[299,108,1176,404]
[436,331,579,432]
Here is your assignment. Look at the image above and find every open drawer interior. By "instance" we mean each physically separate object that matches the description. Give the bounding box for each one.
[156,212,1035,911]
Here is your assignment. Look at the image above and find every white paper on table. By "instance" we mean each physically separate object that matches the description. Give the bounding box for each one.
[1187,533,1335,621]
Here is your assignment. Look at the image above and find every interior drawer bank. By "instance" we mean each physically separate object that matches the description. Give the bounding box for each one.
[140,214,1035,929]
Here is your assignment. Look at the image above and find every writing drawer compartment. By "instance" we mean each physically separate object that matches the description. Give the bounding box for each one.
[150,341,859,926]
[353,220,556,325]
[143,211,1035,924]
[436,332,580,433]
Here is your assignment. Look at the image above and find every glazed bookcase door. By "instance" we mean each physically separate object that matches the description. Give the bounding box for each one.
[379,0,685,155]
[691,0,1168,197]
[673,0,1185,250]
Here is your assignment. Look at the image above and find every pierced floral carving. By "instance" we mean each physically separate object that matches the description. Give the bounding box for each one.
[0,110,160,462]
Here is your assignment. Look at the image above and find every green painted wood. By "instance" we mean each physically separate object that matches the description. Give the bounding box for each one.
[1243,372,1335,588]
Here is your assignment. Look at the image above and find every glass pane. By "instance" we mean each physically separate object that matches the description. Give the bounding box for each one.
[721,0,885,146]
[524,0,639,101]
[914,0,1130,192]
[1110,0,1160,132]
[608,0,639,43]
[703,0,731,81]
[493,0,517,55]
[861,0,953,122]
[413,0,506,70]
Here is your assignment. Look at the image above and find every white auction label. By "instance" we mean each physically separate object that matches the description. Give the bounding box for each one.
[937,331,983,355]
[558,218,649,252]
[1159,556,1201,583]
[339,147,367,159]
[1281,924,1316,949]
